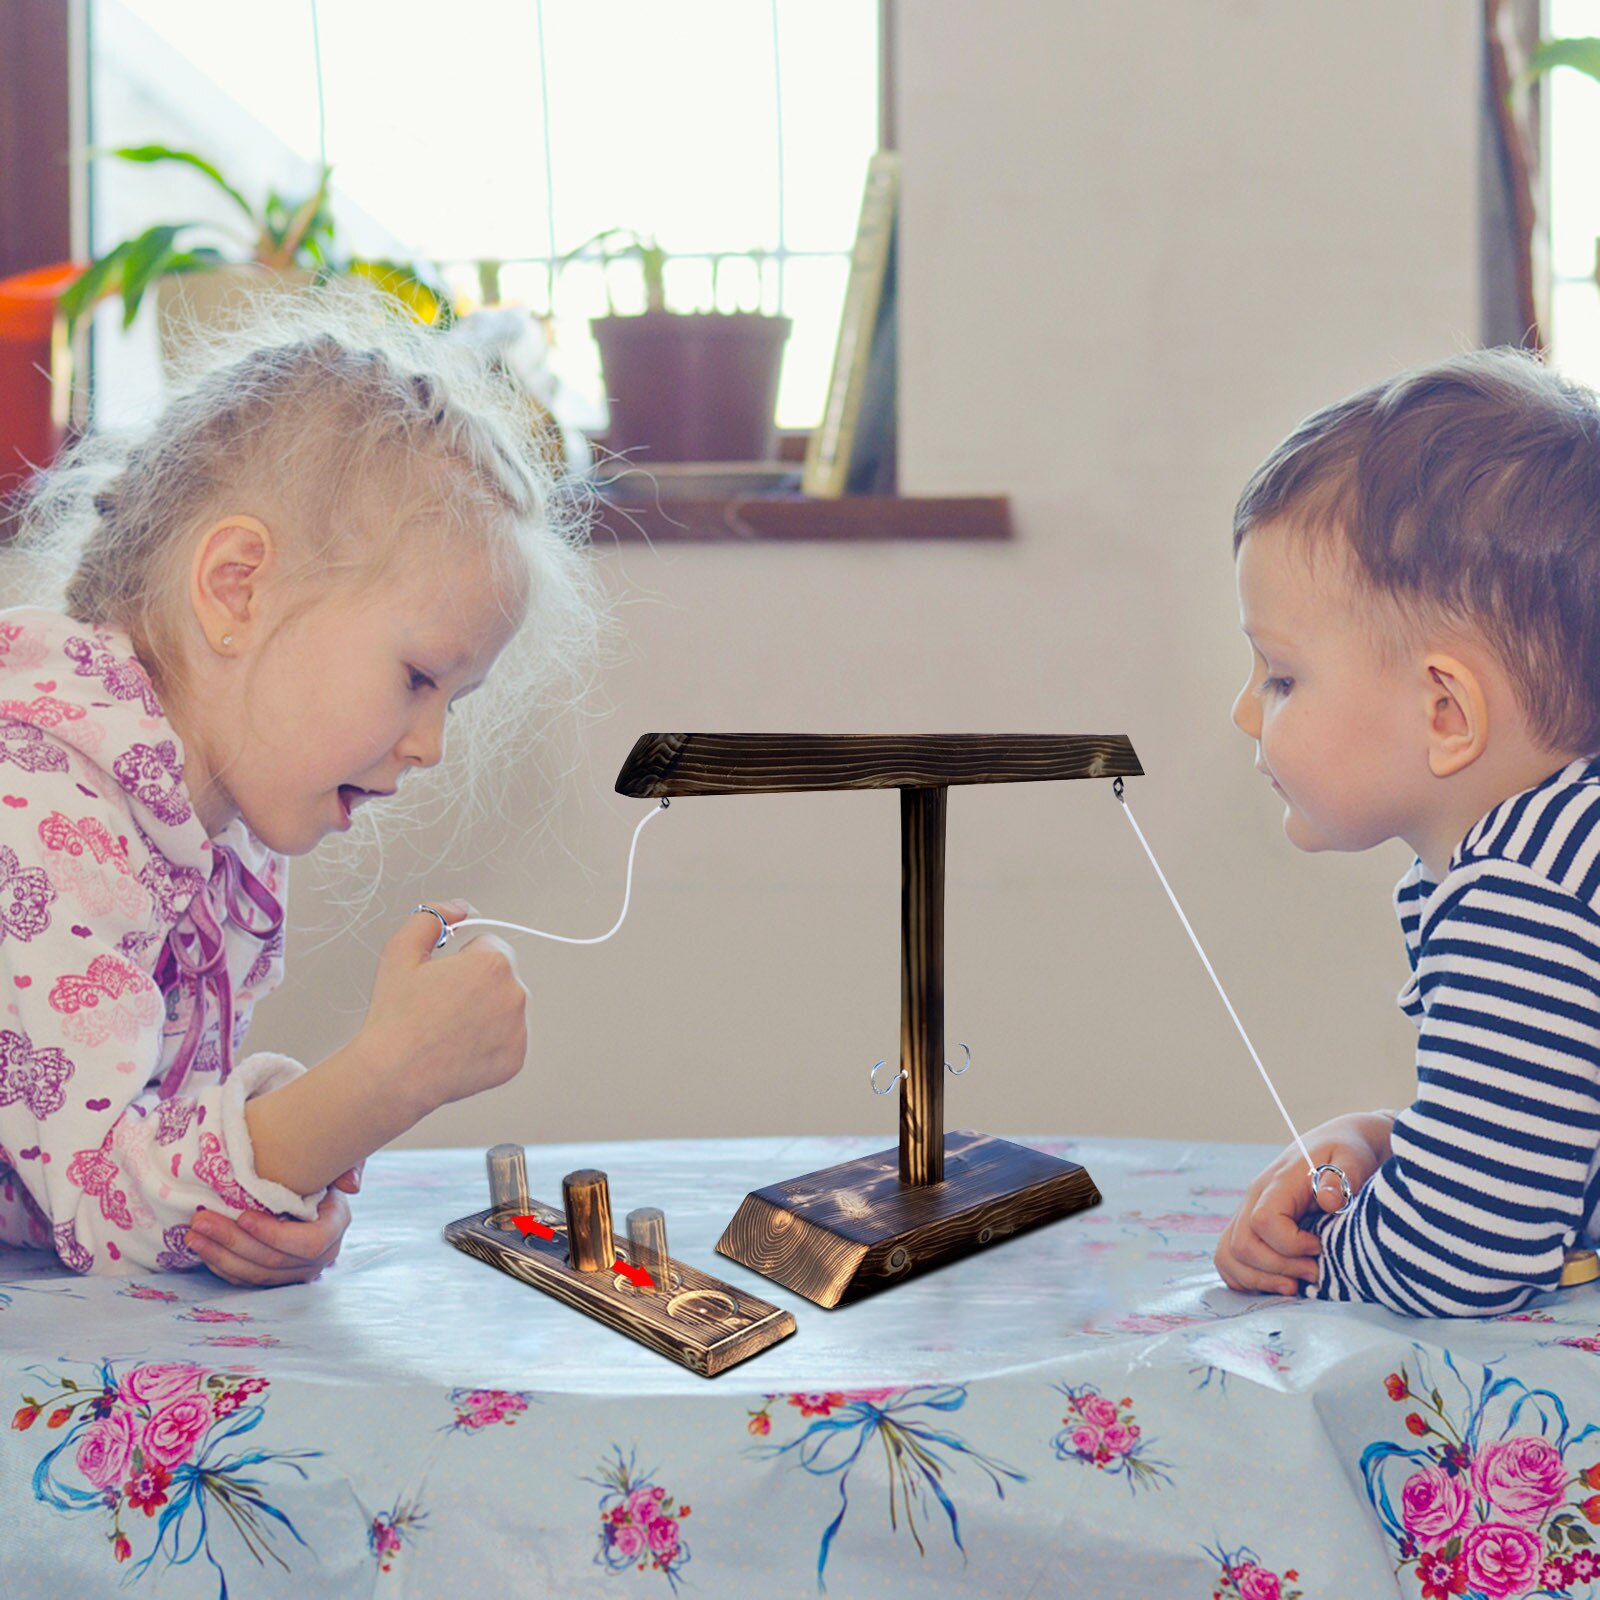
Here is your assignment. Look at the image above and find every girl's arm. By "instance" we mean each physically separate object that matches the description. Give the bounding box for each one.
[242,902,528,1196]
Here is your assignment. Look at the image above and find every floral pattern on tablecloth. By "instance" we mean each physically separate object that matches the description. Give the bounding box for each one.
[6,1135,1600,1597]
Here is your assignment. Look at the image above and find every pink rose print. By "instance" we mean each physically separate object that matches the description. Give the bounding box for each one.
[1400,1461,1470,1542]
[1080,1395,1120,1428]
[1461,1521,1543,1598]
[1204,1543,1303,1600]
[443,1387,532,1433]
[140,1393,214,1469]
[1471,1436,1567,1526]
[585,1445,692,1590]
[119,1362,204,1409]
[0,1025,74,1118]
[1053,1383,1170,1491]
[1369,1348,1600,1600]
[1237,1565,1282,1600]
[74,1407,137,1489]
[22,1356,320,1589]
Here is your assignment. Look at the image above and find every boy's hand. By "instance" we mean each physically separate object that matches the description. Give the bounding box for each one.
[1214,1113,1393,1297]
[185,1163,361,1286]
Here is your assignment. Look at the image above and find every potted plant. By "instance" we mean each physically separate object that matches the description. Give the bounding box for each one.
[58,145,450,366]
[573,228,791,463]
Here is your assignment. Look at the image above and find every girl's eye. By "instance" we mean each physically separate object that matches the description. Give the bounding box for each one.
[407,666,436,694]
[1257,675,1293,699]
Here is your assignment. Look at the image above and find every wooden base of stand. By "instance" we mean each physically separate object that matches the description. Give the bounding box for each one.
[715,1130,1101,1309]
[443,1203,796,1377]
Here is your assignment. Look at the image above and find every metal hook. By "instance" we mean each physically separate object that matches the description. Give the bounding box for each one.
[1113,776,1125,803]
[873,1044,972,1094]
[870,1059,905,1095]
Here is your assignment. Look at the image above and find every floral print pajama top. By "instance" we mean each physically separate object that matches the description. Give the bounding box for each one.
[0,607,325,1275]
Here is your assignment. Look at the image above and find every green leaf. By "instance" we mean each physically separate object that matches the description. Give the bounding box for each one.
[114,224,192,327]
[108,144,257,223]
[1574,1526,1596,1547]
[57,241,131,333]
[1520,37,1600,91]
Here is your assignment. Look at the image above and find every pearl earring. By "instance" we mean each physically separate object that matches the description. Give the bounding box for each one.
[221,634,234,648]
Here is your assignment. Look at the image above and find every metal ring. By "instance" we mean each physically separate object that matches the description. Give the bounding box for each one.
[946,1042,972,1076]
[1313,1163,1353,1213]
[410,903,450,950]
[870,1059,905,1095]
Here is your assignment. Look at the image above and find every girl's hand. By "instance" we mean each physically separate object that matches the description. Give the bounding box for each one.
[185,1165,360,1286]
[1214,1111,1394,1297]
[361,899,529,1121]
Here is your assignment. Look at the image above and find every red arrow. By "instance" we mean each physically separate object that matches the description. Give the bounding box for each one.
[614,1258,655,1289]
[512,1215,554,1240]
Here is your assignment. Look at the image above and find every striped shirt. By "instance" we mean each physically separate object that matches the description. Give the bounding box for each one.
[1305,756,1600,1316]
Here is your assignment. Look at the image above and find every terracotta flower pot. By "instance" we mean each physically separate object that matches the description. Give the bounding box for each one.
[0,261,85,497]
[591,311,791,463]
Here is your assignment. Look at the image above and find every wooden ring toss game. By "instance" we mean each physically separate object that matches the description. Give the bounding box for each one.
[614,732,1143,1308]
[443,1146,796,1377]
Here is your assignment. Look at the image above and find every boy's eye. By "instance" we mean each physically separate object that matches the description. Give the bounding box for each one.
[1257,675,1293,699]
[407,666,437,693]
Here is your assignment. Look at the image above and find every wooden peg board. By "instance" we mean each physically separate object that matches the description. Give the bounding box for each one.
[442,1201,797,1378]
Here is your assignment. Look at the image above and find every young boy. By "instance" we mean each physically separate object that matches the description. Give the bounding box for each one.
[1212,346,1600,1317]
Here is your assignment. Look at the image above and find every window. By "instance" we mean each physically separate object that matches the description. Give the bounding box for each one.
[1548,0,1600,381]
[87,0,881,434]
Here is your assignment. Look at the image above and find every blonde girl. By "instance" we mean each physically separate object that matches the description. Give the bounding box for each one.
[0,282,606,1285]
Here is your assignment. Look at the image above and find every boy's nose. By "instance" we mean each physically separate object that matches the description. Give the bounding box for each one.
[1230,682,1258,737]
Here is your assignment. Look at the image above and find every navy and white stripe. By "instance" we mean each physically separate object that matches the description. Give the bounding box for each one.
[1306,756,1600,1316]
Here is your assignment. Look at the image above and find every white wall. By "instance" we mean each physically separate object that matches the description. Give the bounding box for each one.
[250,1,1482,1158]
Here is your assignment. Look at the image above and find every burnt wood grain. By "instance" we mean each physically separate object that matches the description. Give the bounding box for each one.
[444,1197,796,1377]
[614,733,1142,798]
[716,1131,1102,1308]
[563,1168,614,1273]
[901,788,945,1185]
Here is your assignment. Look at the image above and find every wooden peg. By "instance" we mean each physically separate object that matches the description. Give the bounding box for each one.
[486,1144,530,1220]
[562,1168,614,1272]
[626,1207,669,1289]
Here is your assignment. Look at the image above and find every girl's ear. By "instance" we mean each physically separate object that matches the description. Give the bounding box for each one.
[1423,656,1489,778]
[191,516,274,653]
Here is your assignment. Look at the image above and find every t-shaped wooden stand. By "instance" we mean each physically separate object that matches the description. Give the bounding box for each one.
[615,733,1142,1308]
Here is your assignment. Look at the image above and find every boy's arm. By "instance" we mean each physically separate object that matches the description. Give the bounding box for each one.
[1306,866,1600,1316]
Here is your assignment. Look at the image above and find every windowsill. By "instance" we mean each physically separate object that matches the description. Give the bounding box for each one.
[588,493,1013,544]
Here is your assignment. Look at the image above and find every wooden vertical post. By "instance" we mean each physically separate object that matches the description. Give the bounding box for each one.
[899,785,946,1185]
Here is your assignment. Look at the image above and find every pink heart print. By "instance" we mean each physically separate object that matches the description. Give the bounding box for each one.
[85,1097,110,1111]
[1,796,25,809]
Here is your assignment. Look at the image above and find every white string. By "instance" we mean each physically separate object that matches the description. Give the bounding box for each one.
[448,801,667,946]
[1112,784,1319,1184]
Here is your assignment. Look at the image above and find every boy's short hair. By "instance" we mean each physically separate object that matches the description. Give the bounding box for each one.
[1233,347,1600,758]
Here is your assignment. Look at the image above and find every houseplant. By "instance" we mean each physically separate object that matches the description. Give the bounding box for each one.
[58,144,451,363]
[572,227,791,463]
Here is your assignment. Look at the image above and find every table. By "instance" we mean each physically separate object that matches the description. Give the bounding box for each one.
[6,1133,1600,1599]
